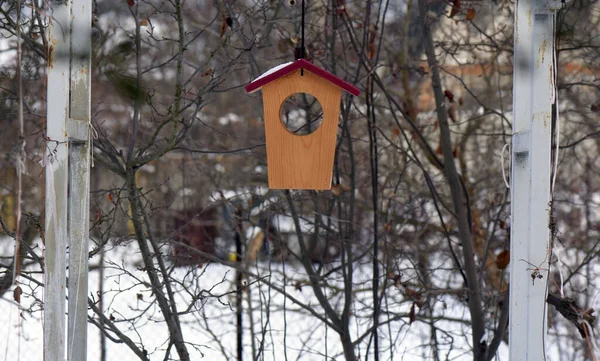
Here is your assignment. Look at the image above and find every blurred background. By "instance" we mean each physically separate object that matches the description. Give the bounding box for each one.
[1,0,600,360]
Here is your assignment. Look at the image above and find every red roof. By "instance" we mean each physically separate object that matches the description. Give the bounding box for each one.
[245,59,360,97]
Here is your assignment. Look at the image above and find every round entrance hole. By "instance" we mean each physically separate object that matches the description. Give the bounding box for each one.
[280,93,323,135]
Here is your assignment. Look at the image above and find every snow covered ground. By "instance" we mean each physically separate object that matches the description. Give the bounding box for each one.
[0,236,511,361]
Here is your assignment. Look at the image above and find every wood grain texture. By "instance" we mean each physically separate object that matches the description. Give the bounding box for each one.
[262,68,342,190]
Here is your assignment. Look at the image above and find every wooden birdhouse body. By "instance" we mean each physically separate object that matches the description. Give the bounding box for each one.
[246,59,360,190]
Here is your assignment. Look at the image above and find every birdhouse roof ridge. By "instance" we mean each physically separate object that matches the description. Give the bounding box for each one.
[245,59,360,97]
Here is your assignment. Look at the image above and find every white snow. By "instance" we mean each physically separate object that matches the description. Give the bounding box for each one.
[2,235,563,361]
[252,62,294,83]
[218,113,243,125]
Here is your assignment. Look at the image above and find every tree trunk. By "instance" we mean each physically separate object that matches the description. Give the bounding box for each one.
[127,170,190,361]
[417,1,486,360]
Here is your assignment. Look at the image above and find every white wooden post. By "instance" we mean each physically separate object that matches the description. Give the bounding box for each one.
[67,0,92,358]
[46,0,92,359]
[509,0,558,359]
[45,0,71,360]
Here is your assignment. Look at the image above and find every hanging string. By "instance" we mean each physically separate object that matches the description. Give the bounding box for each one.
[297,0,305,75]
[301,0,305,58]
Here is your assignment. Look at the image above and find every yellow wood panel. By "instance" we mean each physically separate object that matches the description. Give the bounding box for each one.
[262,69,342,190]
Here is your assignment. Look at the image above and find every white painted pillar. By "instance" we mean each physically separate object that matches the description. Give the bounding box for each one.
[45,0,71,360]
[66,0,92,358]
[509,0,557,359]
[46,0,92,359]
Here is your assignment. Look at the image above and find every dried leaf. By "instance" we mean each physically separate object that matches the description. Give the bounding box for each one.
[368,28,377,60]
[332,184,351,196]
[139,19,149,27]
[435,145,443,155]
[405,287,422,301]
[388,273,402,286]
[384,222,392,234]
[495,250,510,270]
[109,314,116,321]
[368,43,376,60]
[450,0,461,18]
[335,0,346,16]
[331,184,343,197]
[127,0,135,7]
[13,286,22,304]
[392,127,400,138]
[225,17,233,27]
[444,90,455,103]
[294,281,302,292]
[136,293,143,301]
[458,97,464,106]
[95,208,103,221]
[200,68,213,77]
[409,302,416,324]
[220,17,228,37]
[107,192,114,203]
[466,8,476,20]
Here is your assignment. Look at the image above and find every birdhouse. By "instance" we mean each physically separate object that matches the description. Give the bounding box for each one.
[245,59,360,190]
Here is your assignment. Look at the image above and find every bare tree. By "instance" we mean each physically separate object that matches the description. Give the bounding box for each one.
[2,0,600,360]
